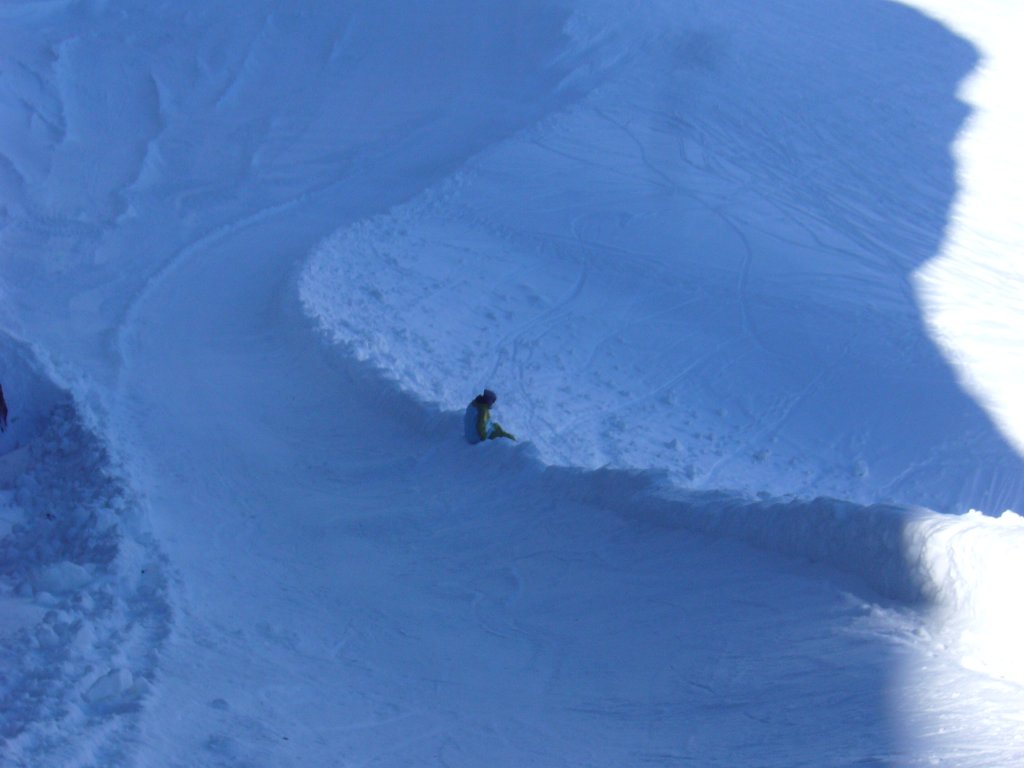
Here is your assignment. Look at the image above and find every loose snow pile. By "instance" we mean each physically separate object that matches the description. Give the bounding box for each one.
[0,336,169,765]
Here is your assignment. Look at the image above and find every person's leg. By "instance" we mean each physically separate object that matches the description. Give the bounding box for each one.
[489,422,516,441]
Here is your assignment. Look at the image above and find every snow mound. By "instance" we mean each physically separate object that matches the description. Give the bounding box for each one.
[0,335,169,764]
[0,339,65,465]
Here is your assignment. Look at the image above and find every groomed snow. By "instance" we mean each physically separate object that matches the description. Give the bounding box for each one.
[1,0,1023,766]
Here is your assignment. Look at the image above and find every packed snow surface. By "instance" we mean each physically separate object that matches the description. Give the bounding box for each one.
[1,0,1023,766]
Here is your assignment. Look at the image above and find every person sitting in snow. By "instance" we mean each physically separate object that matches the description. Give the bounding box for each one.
[464,389,515,444]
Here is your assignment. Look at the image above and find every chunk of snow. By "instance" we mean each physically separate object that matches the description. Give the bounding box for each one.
[32,562,92,595]
[83,668,134,706]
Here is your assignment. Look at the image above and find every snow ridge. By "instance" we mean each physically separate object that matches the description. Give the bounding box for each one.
[557,465,1024,684]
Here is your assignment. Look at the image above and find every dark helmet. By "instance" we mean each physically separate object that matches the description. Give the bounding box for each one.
[482,389,497,405]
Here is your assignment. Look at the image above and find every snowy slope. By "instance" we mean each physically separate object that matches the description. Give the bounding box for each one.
[1,0,1024,766]
[302,0,1024,517]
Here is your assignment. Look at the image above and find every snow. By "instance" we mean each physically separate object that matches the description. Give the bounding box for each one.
[0,340,167,763]
[911,0,1024,459]
[1,0,1024,766]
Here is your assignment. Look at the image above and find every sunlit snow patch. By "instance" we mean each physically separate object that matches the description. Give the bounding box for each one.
[903,0,1024,686]
[570,469,1024,686]
[906,508,1024,684]
[911,0,1024,461]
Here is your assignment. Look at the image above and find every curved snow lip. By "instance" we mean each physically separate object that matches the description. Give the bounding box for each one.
[359,391,1024,687]
[299,190,1024,682]
[303,228,1024,686]
[0,333,170,764]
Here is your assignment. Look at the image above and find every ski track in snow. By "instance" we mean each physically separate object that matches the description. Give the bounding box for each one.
[2,0,1024,766]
